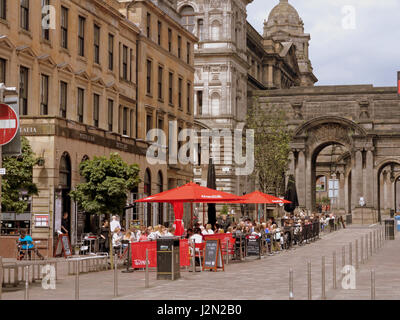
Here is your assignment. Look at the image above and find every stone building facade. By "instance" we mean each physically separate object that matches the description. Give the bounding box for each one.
[0,0,195,253]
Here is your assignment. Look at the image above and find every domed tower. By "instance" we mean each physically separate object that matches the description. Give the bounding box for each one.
[263,0,317,86]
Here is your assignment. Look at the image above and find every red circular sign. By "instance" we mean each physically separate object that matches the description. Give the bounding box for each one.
[0,103,19,146]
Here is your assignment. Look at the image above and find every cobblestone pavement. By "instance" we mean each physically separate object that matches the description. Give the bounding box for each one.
[1,223,396,300]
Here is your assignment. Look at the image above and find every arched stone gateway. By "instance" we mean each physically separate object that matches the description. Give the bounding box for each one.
[289,116,378,223]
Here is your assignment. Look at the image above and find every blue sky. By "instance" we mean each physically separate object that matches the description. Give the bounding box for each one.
[247,0,400,87]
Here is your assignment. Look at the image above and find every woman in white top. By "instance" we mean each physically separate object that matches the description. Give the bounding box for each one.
[205,224,214,234]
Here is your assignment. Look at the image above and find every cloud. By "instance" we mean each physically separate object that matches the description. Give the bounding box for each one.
[247,0,400,87]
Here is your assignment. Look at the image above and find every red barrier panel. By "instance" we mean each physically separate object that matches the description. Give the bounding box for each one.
[203,233,235,255]
[131,239,190,269]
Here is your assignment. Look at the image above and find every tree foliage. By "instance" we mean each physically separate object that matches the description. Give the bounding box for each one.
[2,136,39,213]
[70,153,141,215]
[247,97,292,196]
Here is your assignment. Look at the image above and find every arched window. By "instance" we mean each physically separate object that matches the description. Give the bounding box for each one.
[211,92,220,116]
[180,5,195,32]
[144,169,151,196]
[211,20,221,41]
[59,152,71,189]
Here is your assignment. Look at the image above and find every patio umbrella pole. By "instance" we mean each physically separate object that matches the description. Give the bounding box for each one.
[190,203,193,229]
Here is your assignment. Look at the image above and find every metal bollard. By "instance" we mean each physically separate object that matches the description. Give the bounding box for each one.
[0,257,3,300]
[355,239,359,269]
[192,240,196,273]
[24,266,29,300]
[75,260,80,300]
[342,246,345,269]
[365,234,369,260]
[370,232,373,257]
[226,240,229,265]
[171,246,175,281]
[333,251,337,289]
[349,242,352,267]
[361,237,364,264]
[307,261,312,300]
[289,268,294,300]
[321,256,326,300]
[371,270,375,300]
[145,249,149,288]
[114,254,118,297]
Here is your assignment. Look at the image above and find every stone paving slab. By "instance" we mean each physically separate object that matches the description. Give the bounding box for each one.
[1,224,393,300]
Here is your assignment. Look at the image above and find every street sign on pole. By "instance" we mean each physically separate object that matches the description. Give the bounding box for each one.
[0,103,19,146]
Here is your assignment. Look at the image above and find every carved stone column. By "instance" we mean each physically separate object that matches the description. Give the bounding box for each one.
[351,149,363,210]
[297,148,306,208]
[365,148,374,207]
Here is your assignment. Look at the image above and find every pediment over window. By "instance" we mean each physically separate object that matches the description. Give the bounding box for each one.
[16,45,36,59]
[57,62,74,74]
[0,35,15,50]
[91,76,105,87]
[37,54,56,68]
[106,81,118,93]
[75,69,90,80]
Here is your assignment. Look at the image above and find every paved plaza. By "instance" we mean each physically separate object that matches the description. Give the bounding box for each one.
[2,222,399,300]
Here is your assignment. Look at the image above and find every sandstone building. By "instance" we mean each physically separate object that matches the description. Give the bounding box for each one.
[0,0,196,255]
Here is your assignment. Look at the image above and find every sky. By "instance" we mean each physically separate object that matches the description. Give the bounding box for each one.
[246,0,400,87]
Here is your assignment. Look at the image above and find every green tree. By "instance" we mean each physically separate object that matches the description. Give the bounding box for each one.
[70,153,141,266]
[2,136,39,213]
[247,96,291,197]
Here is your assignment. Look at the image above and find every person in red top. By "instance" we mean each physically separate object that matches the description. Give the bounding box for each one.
[139,229,149,241]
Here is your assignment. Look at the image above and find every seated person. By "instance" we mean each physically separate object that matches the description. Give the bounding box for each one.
[18,229,44,260]
[189,228,203,266]
[112,227,123,252]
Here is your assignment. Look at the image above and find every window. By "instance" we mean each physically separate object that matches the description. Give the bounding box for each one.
[19,66,29,115]
[146,114,152,135]
[168,28,172,52]
[78,16,85,56]
[130,109,134,137]
[178,35,182,58]
[77,88,84,122]
[211,92,220,116]
[20,0,29,30]
[94,24,100,64]
[60,81,67,118]
[168,72,173,105]
[93,94,100,127]
[180,5,195,32]
[196,91,203,115]
[178,78,182,110]
[198,19,204,41]
[108,99,113,131]
[316,176,326,192]
[157,21,162,45]
[0,58,5,84]
[146,13,151,38]
[186,42,191,64]
[60,6,68,49]
[0,0,6,20]
[187,82,191,114]
[211,20,221,41]
[158,66,163,100]
[123,107,128,136]
[40,74,49,115]
[146,59,152,94]
[157,117,163,131]
[41,0,50,40]
[108,34,114,70]
[122,45,128,80]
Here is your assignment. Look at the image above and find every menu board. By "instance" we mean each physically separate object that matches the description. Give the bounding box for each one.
[246,235,261,258]
[203,239,224,272]
[54,234,72,258]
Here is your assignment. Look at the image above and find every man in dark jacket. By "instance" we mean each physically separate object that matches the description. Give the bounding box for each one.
[217,214,231,232]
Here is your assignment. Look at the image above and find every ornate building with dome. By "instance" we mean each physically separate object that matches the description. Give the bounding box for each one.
[177,0,400,224]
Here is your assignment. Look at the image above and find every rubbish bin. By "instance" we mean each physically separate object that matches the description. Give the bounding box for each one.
[385,219,395,240]
[156,237,180,280]
[390,209,395,218]
[395,216,400,232]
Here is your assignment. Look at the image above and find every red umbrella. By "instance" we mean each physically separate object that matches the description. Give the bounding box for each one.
[232,191,291,221]
[135,182,241,235]
[135,182,240,203]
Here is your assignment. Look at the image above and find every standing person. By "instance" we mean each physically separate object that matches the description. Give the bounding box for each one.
[61,212,69,235]
[98,220,110,253]
[110,216,121,233]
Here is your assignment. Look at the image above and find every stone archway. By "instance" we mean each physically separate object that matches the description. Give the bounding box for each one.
[289,117,374,222]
